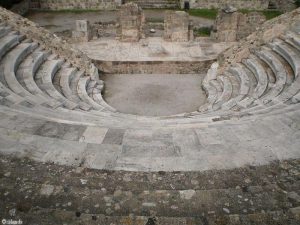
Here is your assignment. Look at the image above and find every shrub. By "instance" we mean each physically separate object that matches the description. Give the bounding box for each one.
[194,27,212,37]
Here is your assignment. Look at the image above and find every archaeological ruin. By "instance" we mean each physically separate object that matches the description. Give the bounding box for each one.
[0,0,300,224]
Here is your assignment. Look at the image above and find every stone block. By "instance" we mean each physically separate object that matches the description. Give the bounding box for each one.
[72,20,92,42]
[164,10,192,42]
[212,7,266,42]
[116,2,145,42]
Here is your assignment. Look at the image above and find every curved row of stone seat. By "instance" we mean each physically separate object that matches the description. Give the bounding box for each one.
[0,102,299,171]
[0,15,299,129]
[0,24,114,114]
[200,29,300,117]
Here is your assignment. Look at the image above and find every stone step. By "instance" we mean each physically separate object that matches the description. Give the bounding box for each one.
[212,75,233,110]
[0,26,11,39]
[242,55,269,99]
[77,77,105,111]
[18,49,62,108]
[91,81,117,112]
[269,39,300,78]
[58,67,92,111]
[198,84,217,112]
[0,34,20,60]
[224,64,251,109]
[35,60,78,110]
[225,71,240,99]
[254,48,287,104]
[283,31,300,52]
[2,43,44,106]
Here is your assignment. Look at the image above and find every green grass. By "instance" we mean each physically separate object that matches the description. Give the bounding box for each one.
[238,9,283,20]
[145,18,164,23]
[193,27,212,37]
[187,9,218,20]
[262,10,283,20]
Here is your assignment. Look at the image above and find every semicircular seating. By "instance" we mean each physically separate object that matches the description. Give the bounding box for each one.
[0,9,299,176]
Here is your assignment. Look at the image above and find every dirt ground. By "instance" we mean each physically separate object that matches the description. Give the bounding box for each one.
[102,73,206,116]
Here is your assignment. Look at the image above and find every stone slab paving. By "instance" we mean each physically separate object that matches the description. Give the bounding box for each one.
[0,105,299,172]
[76,37,231,61]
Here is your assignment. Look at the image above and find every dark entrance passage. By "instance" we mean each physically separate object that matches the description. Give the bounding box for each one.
[184,1,190,10]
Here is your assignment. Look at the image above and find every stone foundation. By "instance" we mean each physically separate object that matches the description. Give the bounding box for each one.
[93,60,215,74]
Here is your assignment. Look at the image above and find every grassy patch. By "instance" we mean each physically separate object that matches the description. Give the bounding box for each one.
[262,10,283,20]
[187,9,218,20]
[238,9,283,20]
[194,27,212,37]
[145,18,164,23]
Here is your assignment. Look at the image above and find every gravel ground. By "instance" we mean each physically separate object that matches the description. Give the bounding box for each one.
[102,73,206,116]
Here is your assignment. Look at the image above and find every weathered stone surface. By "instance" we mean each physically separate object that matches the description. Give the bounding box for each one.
[164,10,192,42]
[0,6,96,76]
[30,0,120,10]
[116,2,145,42]
[28,0,296,12]
[211,9,266,42]
[217,7,300,73]
[72,20,92,42]
[0,155,300,224]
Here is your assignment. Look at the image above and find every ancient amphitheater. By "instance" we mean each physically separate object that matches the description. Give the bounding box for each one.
[0,0,300,224]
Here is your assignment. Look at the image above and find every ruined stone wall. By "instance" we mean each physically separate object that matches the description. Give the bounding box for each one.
[116,3,145,42]
[72,20,93,42]
[164,10,192,42]
[29,0,121,10]
[211,10,266,42]
[217,7,300,74]
[94,60,215,74]
[180,0,269,10]
[0,6,96,76]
